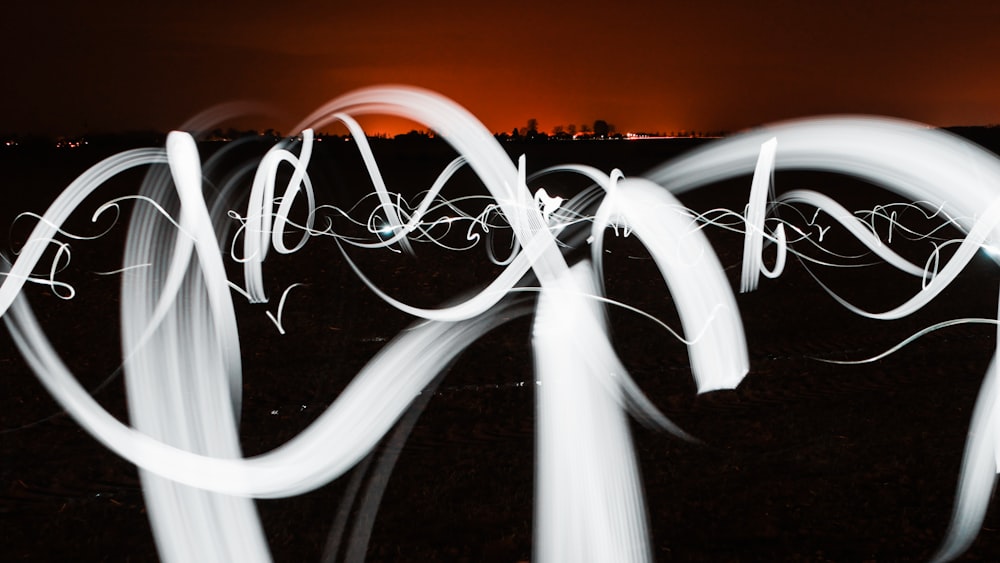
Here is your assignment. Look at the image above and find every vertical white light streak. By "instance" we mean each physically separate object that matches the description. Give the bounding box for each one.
[534,262,651,563]
[740,137,785,292]
[930,291,1000,563]
[121,132,269,562]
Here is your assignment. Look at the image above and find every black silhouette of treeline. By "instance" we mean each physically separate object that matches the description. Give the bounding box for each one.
[944,125,1000,150]
[2,124,998,153]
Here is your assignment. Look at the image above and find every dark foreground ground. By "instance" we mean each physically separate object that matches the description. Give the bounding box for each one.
[1,136,999,561]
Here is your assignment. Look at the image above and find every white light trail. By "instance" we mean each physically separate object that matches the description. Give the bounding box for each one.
[740,136,785,292]
[2,87,998,562]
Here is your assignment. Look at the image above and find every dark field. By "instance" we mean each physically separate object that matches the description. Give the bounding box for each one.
[2,136,999,562]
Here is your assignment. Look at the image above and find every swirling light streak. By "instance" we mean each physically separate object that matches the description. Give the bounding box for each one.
[241,128,317,303]
[642,116,1000,561]
[2,86,998,562]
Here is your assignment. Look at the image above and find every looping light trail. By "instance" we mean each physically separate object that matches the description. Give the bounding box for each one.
[2,86,998,562]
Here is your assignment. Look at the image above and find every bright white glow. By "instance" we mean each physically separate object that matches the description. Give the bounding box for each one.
[2,87,998,563]
[533,262,651,563]
[740,137,784,292]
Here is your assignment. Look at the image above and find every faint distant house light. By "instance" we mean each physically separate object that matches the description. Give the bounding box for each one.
[626,132,667,140]
[55,138,86,149]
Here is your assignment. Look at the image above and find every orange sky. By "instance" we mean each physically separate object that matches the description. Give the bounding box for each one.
[3,1,998,137]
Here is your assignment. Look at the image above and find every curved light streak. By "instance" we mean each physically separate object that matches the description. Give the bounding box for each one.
[2,87,997,562]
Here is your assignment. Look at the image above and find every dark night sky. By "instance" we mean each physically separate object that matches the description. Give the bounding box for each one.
[3,1,998,137]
